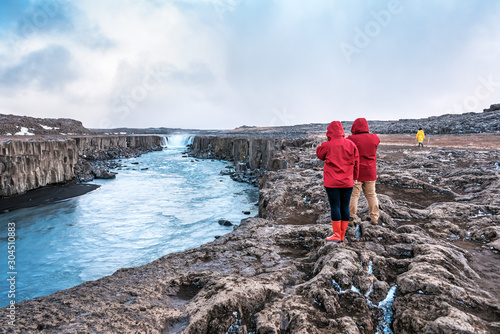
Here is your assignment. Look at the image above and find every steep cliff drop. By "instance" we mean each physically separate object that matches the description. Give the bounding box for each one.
[0,138,78,197]
[0,135,164,211]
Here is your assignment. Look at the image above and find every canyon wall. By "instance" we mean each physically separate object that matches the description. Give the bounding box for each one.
[0,135,164,197]
[0,138,78,197]
[190,135,312,183]
[191,136,276,169]
[73,135,164,159]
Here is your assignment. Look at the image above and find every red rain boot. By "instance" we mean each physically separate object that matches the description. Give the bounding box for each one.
[326,221,342,242]
[340,221,349,242]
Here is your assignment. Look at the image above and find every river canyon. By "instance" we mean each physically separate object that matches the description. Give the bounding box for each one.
[0,110,499,333]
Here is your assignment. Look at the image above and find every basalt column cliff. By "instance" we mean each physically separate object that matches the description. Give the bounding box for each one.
[0,135,163,197]
[0,138,77,197]
[190,135,310,184]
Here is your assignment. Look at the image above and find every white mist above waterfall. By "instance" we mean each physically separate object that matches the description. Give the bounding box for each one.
[0,144,258,307]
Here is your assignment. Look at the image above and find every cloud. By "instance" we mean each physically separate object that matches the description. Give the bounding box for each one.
[0,0,499,129]
[0,0,113,52]
[12,0,75,38]
[0,0,31,31]
[0,44,78,91]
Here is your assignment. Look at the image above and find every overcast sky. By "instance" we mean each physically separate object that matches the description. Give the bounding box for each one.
[0,0,499,129]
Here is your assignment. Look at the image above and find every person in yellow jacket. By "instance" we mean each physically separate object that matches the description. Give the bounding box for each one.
[416,128,425,147]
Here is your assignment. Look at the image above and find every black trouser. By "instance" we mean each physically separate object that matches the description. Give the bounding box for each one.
[325,187,353,221]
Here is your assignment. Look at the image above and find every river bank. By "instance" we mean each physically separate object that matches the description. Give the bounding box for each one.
[0,181,100,212]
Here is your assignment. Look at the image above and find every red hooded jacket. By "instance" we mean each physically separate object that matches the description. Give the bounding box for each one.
[346,118,380,182]
[316,121,359,188]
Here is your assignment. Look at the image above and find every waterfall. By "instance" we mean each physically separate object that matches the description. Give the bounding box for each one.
[166,134,194,148]
[160,136,168,148]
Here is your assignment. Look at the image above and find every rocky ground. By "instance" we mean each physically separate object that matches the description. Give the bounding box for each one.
[218,104,500,136]
[259,136,500,333]
[0,114,93,136]
[1,132,499,333]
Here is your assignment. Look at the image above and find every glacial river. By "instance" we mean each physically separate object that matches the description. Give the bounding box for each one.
[0,136,258,307]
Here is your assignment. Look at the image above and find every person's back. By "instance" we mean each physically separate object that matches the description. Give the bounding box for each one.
[316,121,359,242]
[317,121,359,188]
[346,118,380,182]
[346,118,380,223]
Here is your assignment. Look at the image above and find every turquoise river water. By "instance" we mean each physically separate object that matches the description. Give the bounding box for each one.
[0,136,258,307]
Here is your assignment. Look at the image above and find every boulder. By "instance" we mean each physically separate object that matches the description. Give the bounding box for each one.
[218,219,233,226]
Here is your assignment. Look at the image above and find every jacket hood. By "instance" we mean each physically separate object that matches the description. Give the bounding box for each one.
[351,118,369,134]
[326,121,345,140]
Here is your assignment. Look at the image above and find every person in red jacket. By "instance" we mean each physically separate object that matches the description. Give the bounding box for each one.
[346,118,380,223]
[316,121,359,242]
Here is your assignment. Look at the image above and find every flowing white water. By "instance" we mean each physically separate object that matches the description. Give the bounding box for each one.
[376,285,397,334]
[167,134,194,147]
[160,136,168,147]
[0,136,258,306]
[355,224,361,238]
[332,266,397,334]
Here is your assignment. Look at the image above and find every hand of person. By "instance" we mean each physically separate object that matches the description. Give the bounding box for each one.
[354,180,358,184]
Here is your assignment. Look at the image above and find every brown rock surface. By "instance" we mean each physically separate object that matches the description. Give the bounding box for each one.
[0,113,92,135]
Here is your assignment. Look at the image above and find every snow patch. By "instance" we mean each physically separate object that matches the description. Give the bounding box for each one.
[15,127,34,135]
[40,124,59,130]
